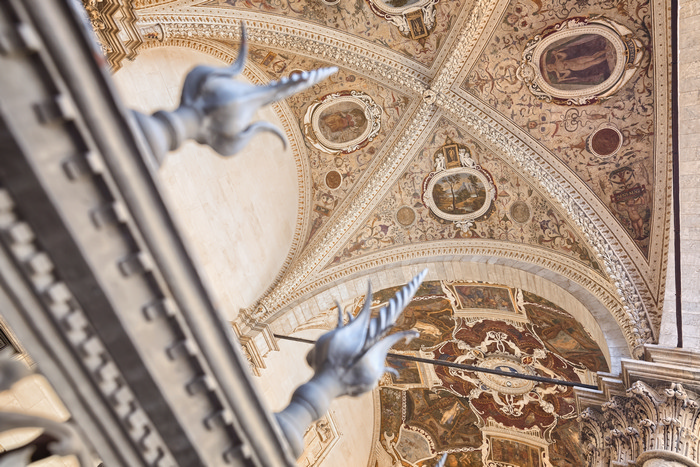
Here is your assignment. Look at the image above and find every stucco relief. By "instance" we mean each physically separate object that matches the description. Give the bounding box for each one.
[365,0,439,40]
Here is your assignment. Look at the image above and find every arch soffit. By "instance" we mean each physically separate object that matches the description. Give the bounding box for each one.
[271,253,630,373]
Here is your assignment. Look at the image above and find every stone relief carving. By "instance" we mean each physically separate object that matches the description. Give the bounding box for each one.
[81,0,144,70]
[365,0,439,40]
[297,413,339,466]
[518,16,643,105]
[580,381,700,466]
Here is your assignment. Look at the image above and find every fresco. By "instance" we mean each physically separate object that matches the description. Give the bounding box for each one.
[245,47,413,246]
[540,34,615,89]
[197,0,467,68]
[372,280,609,467]
[319,102,368,142]
[330,119,602,272]
[488,438,543,466]
[304,91,382,154]
[430,172,487,215]
[523,291,609,371]
[453,284,515,312]
[460,0,655,256]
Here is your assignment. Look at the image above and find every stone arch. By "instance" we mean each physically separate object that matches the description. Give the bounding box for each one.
[270,252,633,372]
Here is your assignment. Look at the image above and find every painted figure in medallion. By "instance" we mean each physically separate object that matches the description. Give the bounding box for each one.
[541,34,615,88]
[318,105,368,143]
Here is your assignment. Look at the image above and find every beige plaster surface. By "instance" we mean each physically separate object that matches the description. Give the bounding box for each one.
[113,46,299,319]
[661,0,700,351]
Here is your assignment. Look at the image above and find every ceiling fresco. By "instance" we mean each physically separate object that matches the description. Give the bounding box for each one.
[369,281,609,466]
[245,45,417,245]
[131,0,670,348]
[328,118,604,273]
[459,5,656,258]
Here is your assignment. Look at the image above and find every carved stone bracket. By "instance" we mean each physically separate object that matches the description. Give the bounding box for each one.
[576,346,700,467]
[81,0,144,71]
[232,321,280,377]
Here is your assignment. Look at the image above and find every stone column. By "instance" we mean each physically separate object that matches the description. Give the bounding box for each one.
[576,345,700,466]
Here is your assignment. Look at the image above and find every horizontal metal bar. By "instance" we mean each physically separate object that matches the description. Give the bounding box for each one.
[273,334,599,390]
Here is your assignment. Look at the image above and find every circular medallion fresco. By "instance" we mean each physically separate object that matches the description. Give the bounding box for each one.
[587,124,622,157]
[303,91,381,154]
[509,200,531,224]
[424,167,494,222]
[540,34,617,91]
[318,102,369,144]
[518,17,643,105]
[325,170,342,189]
[396,206,416,227]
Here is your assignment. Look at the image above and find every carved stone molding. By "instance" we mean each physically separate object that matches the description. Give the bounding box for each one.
[231,321,280,376]
[82,0,144,71]
[580,382,700,466]
[138,16,428,94]
[0,189,177,465]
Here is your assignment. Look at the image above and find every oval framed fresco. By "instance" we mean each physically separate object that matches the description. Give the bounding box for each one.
[587,123,623,158]
[303,91,381,154]
[518,17,643,105]
[424,167,495,222]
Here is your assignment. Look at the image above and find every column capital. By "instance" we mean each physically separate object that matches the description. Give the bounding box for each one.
[576,345,700,466]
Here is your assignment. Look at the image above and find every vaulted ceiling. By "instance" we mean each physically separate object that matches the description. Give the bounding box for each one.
[129,0,669,354]
[96,0,672,463]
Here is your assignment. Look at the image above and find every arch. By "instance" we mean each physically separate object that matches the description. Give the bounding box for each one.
[270,250,634,371]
